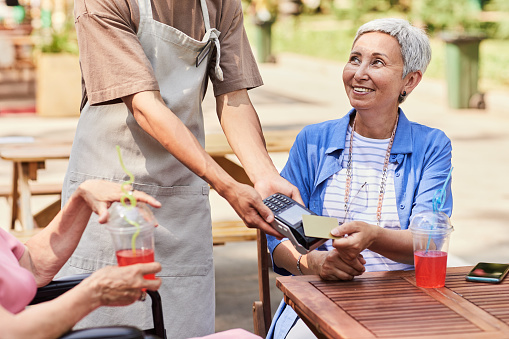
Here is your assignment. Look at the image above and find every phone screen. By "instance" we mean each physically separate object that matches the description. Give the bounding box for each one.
[466,262,509,283]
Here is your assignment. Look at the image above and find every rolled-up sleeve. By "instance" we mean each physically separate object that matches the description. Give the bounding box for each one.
[210,0,263,96]
[75,0,159,106]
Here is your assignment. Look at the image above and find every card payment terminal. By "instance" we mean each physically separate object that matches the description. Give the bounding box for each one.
[264,193,326,254]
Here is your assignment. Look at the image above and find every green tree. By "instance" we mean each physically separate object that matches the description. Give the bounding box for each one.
[413,0,481,34]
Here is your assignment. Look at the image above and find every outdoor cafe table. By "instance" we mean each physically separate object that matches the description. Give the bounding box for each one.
[277,266,509,339]
[0,140,72,231]
[0,129,300,233]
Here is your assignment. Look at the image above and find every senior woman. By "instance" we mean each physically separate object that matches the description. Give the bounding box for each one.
[0,180,162,338]
[1,180,263,339]
[266,18,453,338]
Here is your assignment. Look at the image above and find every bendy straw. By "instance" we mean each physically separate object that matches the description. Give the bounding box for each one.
[433,167,454,213]
[426,167,454,253]
[116,145,140,255]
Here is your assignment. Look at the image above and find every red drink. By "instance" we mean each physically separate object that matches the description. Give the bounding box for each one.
[414,250,448,288]
[116,248,156,280]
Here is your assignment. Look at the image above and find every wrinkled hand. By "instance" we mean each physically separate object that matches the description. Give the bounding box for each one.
[76,180,162,223]
[307,249,365,281]
[85,262,162,307]
[253,174,303,204]
[224,182,283,238]
[331,221,380,262]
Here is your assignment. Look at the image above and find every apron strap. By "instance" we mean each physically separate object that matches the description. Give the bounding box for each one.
[200,0,211,32]
[198,0,223,81]
[138,0,152,19]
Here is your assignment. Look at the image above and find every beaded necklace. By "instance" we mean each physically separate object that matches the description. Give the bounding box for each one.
[344,114,399,226]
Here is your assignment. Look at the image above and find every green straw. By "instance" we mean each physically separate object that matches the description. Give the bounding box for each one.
[116,145,140,256]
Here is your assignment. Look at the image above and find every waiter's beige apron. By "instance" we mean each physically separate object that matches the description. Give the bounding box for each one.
[58,0,222,337]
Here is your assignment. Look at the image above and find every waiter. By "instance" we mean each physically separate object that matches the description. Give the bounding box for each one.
[58,0,299,338]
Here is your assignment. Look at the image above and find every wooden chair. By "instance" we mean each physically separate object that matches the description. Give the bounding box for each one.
[210,219,272,336]
[252,230,272,337]
[0,182,63,229]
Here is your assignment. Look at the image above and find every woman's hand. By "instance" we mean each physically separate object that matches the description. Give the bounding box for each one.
[331,221,381,262]
[0,262,162,339]
[306,249,366,281]
[83,262,162,308]
[332,222,415,265]
[75,180,162,224]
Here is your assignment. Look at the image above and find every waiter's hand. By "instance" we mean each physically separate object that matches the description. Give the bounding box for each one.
[224,182,283,238]
[253,173,303,205]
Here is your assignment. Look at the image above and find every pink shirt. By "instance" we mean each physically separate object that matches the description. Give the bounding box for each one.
[0,228,37,313]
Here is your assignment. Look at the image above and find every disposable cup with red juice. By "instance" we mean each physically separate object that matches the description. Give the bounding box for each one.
[409,211,453,288]
[106,201,157,280]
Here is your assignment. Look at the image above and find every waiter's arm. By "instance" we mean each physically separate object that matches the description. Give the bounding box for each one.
[216,89,302,203]
[122,90,281,237]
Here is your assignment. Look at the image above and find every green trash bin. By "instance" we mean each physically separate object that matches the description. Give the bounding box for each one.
[256,22,274,63]
[441,33,485,109]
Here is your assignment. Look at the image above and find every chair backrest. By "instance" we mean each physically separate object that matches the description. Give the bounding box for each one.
[253,230,272,337]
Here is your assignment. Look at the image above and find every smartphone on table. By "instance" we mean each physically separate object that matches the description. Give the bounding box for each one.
[465,262,509,283]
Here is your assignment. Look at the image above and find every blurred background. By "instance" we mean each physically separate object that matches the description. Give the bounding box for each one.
[1,0,508,113]
[245,0,509,98]
[0,0,508,335]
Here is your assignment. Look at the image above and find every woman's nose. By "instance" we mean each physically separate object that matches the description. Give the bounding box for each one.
[354,62,369,81]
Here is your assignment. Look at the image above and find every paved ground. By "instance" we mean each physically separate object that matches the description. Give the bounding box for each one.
[1,52,509,334]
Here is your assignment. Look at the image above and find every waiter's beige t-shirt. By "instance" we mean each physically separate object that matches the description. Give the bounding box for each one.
[74,0,263,110]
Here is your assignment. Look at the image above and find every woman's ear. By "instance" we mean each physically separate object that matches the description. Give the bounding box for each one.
[403,71,423,96]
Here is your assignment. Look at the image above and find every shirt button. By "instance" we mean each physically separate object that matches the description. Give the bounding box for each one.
[399,204,405,209]
[395,172,400,177]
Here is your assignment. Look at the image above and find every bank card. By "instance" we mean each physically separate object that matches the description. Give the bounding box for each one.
[302,214,341,239]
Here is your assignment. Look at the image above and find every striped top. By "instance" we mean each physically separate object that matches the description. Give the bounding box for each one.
[322,125,414,272]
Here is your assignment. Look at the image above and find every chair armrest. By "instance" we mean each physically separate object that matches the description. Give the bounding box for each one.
[29,274,165,338]
[29,274,92,305]
[59,326,147,339]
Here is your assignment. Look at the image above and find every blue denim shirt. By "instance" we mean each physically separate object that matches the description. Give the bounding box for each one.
[267,109,453,338]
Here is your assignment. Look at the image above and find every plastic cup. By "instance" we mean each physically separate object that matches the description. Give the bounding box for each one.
[106,202,157,279]
[409,211,454,288]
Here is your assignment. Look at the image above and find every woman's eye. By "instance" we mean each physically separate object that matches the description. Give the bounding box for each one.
[349,56,360,64]
[372,59,384,66]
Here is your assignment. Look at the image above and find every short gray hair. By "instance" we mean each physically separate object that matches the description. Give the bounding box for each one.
[353,18,432,79]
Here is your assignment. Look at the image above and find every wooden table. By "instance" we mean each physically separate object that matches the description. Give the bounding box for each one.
[0,129,299,234]
[0,141,72,231]
[277,266,509,339]
[205,129,299,186]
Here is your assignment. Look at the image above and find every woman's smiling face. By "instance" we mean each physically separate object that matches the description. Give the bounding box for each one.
[343,32,406,114]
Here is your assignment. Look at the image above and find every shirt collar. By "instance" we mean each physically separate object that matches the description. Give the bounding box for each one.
[325,108,413,156]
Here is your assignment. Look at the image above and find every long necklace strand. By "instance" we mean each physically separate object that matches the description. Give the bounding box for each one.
[344,114,399,226]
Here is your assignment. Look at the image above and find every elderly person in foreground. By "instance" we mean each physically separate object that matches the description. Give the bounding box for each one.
[266,18,453,338]
[0,180,162,338]
[0,180,262,339]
